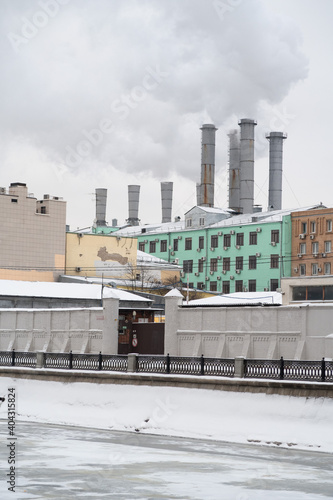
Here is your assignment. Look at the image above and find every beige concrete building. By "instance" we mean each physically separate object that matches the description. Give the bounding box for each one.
[291,206,333,278]
[0,183,66,281]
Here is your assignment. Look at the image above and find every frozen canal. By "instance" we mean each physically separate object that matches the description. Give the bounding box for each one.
[1,421,333,500]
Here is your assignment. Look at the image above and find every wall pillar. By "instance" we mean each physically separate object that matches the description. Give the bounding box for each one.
[235,356,245,378]
[164,290,183,356]
[102,297,119,354]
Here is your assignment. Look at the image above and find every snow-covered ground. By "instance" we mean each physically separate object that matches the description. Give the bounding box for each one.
[1,375,333,453]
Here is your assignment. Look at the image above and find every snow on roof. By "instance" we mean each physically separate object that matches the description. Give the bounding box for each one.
[0,280,151,302]
[137,250,181,268]
[165,288,183,298]
[115,220,184,237]
[186,291,282,306]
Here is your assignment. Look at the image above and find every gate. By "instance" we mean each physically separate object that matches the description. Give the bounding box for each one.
[128,322,165,355]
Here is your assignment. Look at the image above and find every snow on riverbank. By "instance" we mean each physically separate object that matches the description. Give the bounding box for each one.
[1,375,333,453]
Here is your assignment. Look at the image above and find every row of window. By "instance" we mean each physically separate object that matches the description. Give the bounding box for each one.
[297,262,331,276]
[140,230,280,253]
[292,285,333,301]
[299,241,332,255]
[183,255,280,273]
[299,220,332,234]
[189,279,279,293]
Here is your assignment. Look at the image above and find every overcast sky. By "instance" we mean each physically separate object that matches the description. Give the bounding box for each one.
[1,0,332,229]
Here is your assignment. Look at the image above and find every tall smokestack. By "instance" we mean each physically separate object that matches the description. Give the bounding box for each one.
[228,129,240,212]
[199,124,217,207]
[239,118,257,214]
[95,188,107,226]
[127,185,140,226]
[161,182,173,223]
[266,132,287,211]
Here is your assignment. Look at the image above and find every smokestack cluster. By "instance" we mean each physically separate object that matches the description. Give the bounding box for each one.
[95,188,107,226]
[127,185,140,226]
[161,182,173,223]
[197,124,218,207]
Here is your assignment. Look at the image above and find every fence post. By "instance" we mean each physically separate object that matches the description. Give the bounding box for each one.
[11,349,15,367]
[127,353,138,373]
[234,357,245,378]
[98,351,103,371]
[321,357,326,382]
[200,354,205,376]
[69,350,73,370]
[280,356,284,380]
[166,353,170,374]
[36,352,45,369]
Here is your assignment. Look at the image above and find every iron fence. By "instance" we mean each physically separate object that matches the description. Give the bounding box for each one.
[0,350,332,383]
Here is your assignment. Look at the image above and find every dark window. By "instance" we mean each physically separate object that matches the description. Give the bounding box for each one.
[271,230,279,243]
[41,206,46,214]
[11,199,18,203]
[198,236,205,249]
[197,282,204,290]
[211,235,218,248]
[249,255,257,269]
[325,286,333,300]
[270,279,279,291]
[236,256,243,270]
[185,238,192,250]
[222,281,230,294]
[270,254,279,269]
[160,240,167,252]
[301,222,307,234]
[248,279,256,292]
[223,257,230,271]
[210,281,217,292]
[236,233,244,246]
[139,242,145,252]
[210,258,218,272]
[223,234,231,247]
[173,239,178,251]
[307,286,323,301]
[235,280,243,292]
[293,287,307,301]
[183,260,193,273]
[198,260,204,273]
[188,282,194,288]
[149,241,156,253]
[249,232,257,245]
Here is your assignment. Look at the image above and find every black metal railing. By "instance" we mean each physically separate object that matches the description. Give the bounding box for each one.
[0,350,332,383]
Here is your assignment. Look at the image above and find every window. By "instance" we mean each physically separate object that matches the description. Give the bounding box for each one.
[300,264,306,276]
[198,259,204,273]
[293,287,306,301]
[325,241,332,253]
[139,242,145,252]
[236,256,243,270]
[270,279,279,291]
[188,283,194,289]
[41,206,46,214]
[248,280,256,292]
[249,255,257,269]
[236,233,244,246]
[308,286,323,300]
[310,221,316,233]
[235,280,243,292]
[210,258,218,272]
[249,232,257,245]
[222,281,230,294]
[183,260,193,273]
[199,217,205,227]
[312,242,319,254]
[223,257,230,271]
[160,240,167,252]
[197,282,204,290]
[293,285,333,301]
[173,239,178,251]
[299,243,306,255]
[149,241,156,253]
[312,263,318,275]
[324,262,331,275]
[301,222,307,234]
[271,230,279,244]
[198,236,204,249]
[185,238,192,250]
[211,235,218,248]
[327,220,332,232]
[210,281,217,292]
[186,218,192,228]
[11,198,18,203]
[223,234,231,247]
[270,254,279,269]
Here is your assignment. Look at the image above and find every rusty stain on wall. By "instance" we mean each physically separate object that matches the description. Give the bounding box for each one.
[97,247,129,265]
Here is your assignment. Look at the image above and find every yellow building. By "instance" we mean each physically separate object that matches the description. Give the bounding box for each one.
[0,183,66,282]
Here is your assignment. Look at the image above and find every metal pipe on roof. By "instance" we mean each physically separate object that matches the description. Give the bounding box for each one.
[228,129,240,212]
[199,124,217,207]
[161,182,173,223]
[266,132,287,211]
[95,188,107,226]
[239,118,257,214]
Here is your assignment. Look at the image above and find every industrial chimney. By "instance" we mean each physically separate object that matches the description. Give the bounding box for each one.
[198,124,217,207]
[266,132,287,211]
[161,182,173,223]
[228,129,240,212]
[127,185,140,226]
[239,118,257,214]
[95,188,107,226]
